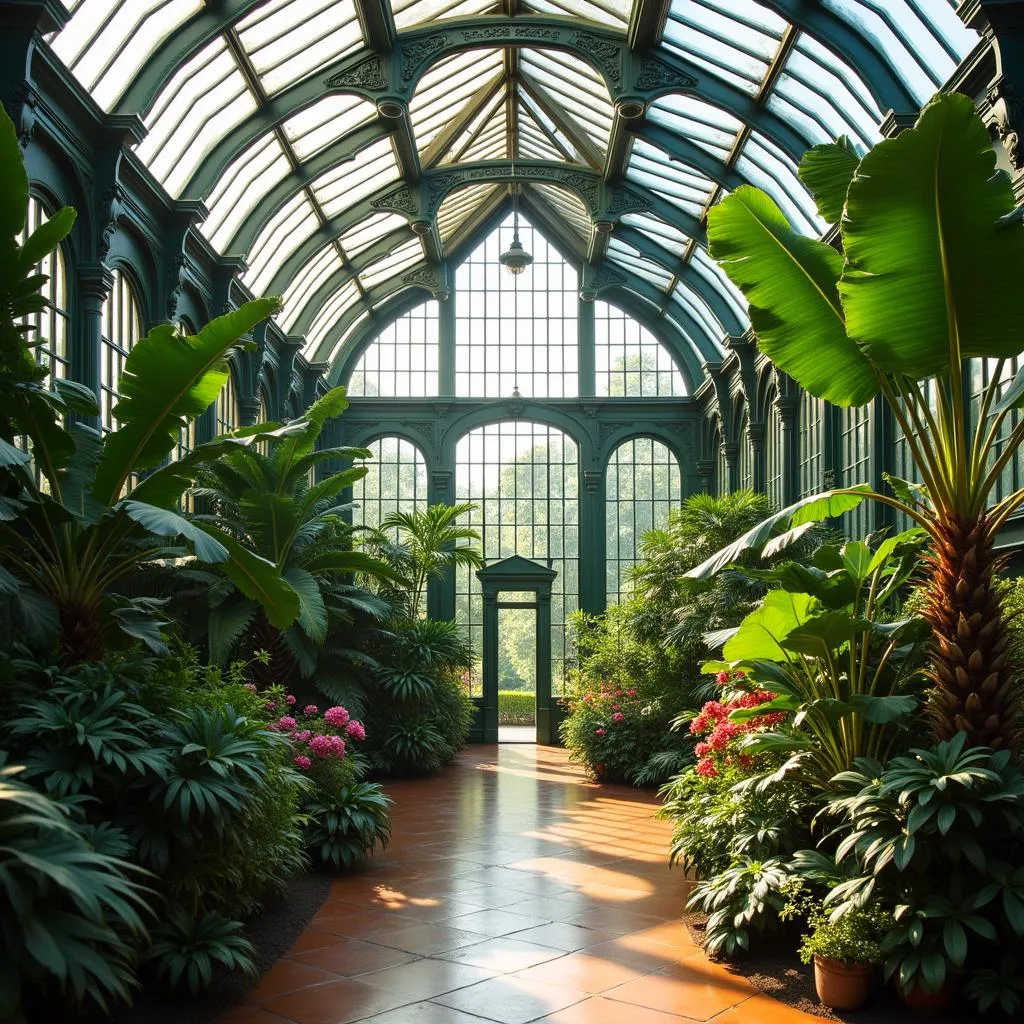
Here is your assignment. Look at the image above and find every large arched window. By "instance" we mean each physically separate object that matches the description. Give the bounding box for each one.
[351,437,428,534]
[606,438,682,605]
[23,197,70,385]
[840,402,872,536]
[766,394,784,509]
[800,391,825,497]
[455,214,578,398]
[455,422,579,696]
[216,368,240,435]
[100,269,142,431]
[347,301,439,397]
[594,301,686,397]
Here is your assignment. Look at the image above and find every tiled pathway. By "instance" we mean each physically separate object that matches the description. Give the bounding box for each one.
[222,745,817,1024]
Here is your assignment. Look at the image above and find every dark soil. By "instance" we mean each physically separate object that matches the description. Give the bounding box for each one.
[683,913,983,1023]
[101,871,332,1024]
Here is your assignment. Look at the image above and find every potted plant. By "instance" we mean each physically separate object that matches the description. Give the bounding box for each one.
[799,906,889,1010]
[882,904,965,1012]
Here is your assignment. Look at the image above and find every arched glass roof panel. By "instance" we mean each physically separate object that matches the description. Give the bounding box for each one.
[340,213,411,259]
[308,279,363,354]
[608,239,675,293]
[647,95,741,163]
[620,213,692,259]
[327,308,372,363]
[438,186,501,240]
[359,240,424,291]
[393,0,499,30]
[279,246,344,333]
[310,137,400,217]
[136,37,257,197]
[664,0,787,98]
[524,0,633,27]
[626,139,716,220]
[243,193,319,296]
[669,283,725,348]
[200,133,290,252]
[235,0,363,97]
[690,247,749,328]
[527,184,590,242]
[283,96,379,160]
[735,132,822,235]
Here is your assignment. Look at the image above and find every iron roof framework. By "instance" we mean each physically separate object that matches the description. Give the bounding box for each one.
[47,0,975,379]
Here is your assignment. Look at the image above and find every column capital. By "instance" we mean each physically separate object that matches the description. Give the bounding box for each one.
[775,393,801,419]
[582,469,602,493]
[238,396,262,426]
[78,263,114,301]
[746,421,766,444]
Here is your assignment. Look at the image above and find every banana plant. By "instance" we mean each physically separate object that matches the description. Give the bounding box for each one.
[189,387,397,686]
[700,92,1024,750]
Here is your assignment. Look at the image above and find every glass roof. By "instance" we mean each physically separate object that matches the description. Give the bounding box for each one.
[47,0,977,368]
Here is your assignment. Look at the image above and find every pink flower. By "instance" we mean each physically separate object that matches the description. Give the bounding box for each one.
[324,706,350,728]
[614,689,622,697]
[715,671,731,685]
[583,694,593,703]
[244,683,258,692]
[627,689,637,697]
[277,716,297,731]
[286,694,297,706]
[309,735,334,757]
[694,741,711,757]
[696,758,718,778]
[303,704,319,717]
[293,755,311,770]
[595,727,606,737]
[611,704,620,711]
[612,712,625,723]
[265,700,277,711]
[297,730,312,742]
[346,720,366,741]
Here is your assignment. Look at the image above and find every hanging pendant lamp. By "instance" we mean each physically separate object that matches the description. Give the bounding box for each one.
[499,167,533,276]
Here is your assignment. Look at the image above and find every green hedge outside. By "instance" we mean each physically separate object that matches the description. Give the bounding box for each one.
[498,691,535,724]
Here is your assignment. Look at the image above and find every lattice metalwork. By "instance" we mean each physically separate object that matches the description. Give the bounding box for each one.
[455,422,579,697]
[766,397,783,509]
[351,437,429,535]
[347,301,439,397]
[605,438,681,605]
[100,270,143,432]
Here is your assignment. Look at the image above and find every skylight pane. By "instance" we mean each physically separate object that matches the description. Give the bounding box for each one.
[311,138,400,217]
[528,184,590,240]
[691,247,749,326]
[520,49,613,151]
[735,132,822,236]
[526,0,631,26]
[608,239,674,292]
[393,0,497,30]
[201,134,291,251]
[621,213,692,258]
[284,95,378,160]
[280,245,343,332]
[410,50,504,151]
[136,38,257,197]
[237,0,362,96]
[243,193,319,295]
[360,240,423,291]
[308,279,361,348]
[437,185,498,240]
[647,95,741,161]
[340,213,410,259]
[671,283,724,345]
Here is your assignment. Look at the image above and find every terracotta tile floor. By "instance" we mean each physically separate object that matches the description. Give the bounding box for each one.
[224,744,817,1024]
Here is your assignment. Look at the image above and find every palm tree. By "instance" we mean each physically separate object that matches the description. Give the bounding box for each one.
[191,388,396,686]
[367,503,484,619]
[701,93,1024,749]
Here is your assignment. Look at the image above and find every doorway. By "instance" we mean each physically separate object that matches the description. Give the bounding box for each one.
[498,596,537,743]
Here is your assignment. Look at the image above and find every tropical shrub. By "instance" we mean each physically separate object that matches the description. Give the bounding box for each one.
[797,903,890,967]
[0,756,151,1020]
[305,781,393,870]
[704,92,1024,750]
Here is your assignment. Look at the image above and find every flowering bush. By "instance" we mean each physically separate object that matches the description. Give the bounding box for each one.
[689,670,787,780]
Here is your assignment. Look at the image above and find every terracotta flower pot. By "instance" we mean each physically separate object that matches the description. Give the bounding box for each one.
[814,956,874,1011]
[897,974,959,1013]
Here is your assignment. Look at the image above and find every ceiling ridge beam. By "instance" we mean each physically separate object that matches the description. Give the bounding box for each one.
[422,70,506,167]
[519,76,603,170]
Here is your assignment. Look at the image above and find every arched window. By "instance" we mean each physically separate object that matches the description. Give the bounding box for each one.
[351,437,428,534]
[766,394,784,509]
[347,301,439,397]
[737,405,752,492]
[594,301,686,397]
[22,197,70,385]
[455,422,579,696]
[216,368,240,434]
[713,420,728,496]
[454,214,578,398]
[799,390,824,497]
[100,269,142,431]
[606,438,681,605]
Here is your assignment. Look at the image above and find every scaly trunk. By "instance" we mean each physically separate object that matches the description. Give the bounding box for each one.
[923,514,1020,750]
[59,600,106,664]
[248,611,296,691]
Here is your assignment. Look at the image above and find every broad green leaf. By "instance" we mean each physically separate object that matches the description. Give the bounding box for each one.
[782,611,872,656]
[94,299,279,505]
[723,590,814,662]
[798,136,861,224]
[241,490,298,561]
[740,561,856,608]
[120,500,229,563]
[272,387,349,472]
[19,207,76,272]
[195,526,299,629]
[303,549,403,583]
[707,185,877,406]
[841,93,1024,376]
[840,540,873,581]
[849,693,918,724]
[0,437,30,468]
[0,106,27,238]
[686,486,872,580]
[284,567,328,644]
[208,598,257,664]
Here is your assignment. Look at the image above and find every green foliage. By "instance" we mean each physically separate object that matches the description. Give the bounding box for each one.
[0,756,151,1019]
[305,781,393,870]
[142,907,255,995]
[498,690,535,725]
[797,904,890,966]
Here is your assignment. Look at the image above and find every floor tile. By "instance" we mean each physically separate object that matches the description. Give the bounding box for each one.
[507,921,611,952]
[513,950,653,993]
[603,962,754,1021]
[445,908,551,937]
[356,956,497,1000]
[359,1002,496,1023]
[292,937,419,977]
[439,936,568,972]
[433,974,589,1024]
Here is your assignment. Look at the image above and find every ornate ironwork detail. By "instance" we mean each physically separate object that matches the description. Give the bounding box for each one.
[400,35,448,85]
[988,77,1024,170]
[599,421,623,444]
[635,57,697,93]
[325,55,387,91]
[402,265,440,291]
[605,184,651,216]
[431,470,450,493]
[371,185,419,216]
[11,83,38,148]
[166,253,187,322]
[97,185,126,261]
[505,386,525,418]
[569,33,621,87]
[588,265,627,293]
[401,420,436,444]
[557,171,600,214]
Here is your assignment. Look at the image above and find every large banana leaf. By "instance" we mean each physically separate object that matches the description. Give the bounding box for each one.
[303,549,403,583]
[120,500,228,563]
[93,299,278,505]
[272,387,349,471]
[707,185,877,406]
[798,137,860,225]
[840,93,1024,376]
[241,490,298,561]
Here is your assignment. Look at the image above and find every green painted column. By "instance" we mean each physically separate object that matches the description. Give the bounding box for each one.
[578,468,606,615]
[577,298,596,398]
[438,293,456,397]
[74,264,112,430]
[536,590,553,744]
[426,446,456,622]
[481,590,499,743]
[777,394,800,506]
